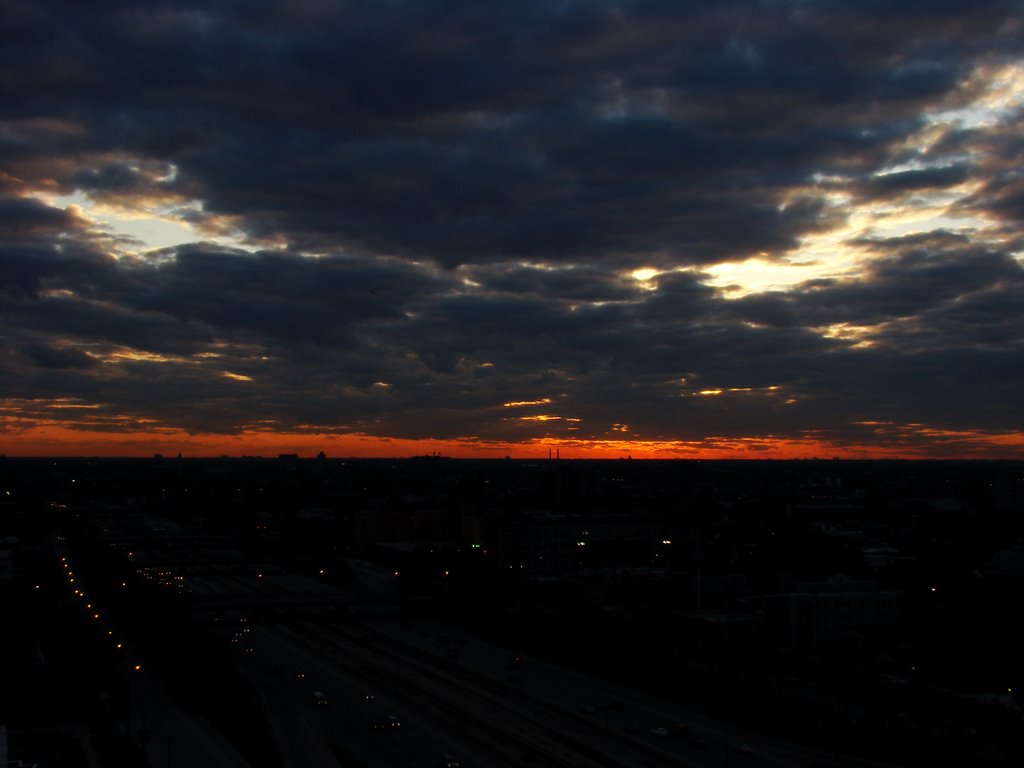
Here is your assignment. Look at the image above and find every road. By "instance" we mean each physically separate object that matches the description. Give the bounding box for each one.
[233,616,821,768]
[54,533,895,768]
[53,534,253,768]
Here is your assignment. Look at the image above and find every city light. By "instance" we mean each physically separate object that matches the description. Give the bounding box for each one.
[12,435,1023,762]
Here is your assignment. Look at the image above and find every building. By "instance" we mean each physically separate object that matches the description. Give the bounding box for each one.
[755,574,900,648]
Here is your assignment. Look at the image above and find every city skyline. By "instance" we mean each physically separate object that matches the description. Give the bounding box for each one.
[2,0,1024,459]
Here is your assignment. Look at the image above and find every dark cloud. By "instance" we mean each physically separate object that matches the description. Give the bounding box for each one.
[1,1,1022,453]
[0,196,114,298]
[5,0,1019,263]
[463,263,638,302]
[111,245,447,346]
[21,342,97,369]
[856,164,972,197]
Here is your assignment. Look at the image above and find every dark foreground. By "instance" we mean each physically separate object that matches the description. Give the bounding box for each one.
[1,456,1022,766]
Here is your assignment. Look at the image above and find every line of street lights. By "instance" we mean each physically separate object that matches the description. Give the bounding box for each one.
[59,553,142,672]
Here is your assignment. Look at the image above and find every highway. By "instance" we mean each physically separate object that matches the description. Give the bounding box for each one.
[53,535,254,768]
[233,616,827,768]
[359,619,899,768]
[53,536,895,768]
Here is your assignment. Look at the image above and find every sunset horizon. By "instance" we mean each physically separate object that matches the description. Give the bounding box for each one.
[5,425,1024,461]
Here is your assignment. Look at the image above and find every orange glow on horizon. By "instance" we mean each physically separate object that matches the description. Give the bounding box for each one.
[2,422,1023,460]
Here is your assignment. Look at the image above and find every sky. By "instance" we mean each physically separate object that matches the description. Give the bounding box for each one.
[2,0,1024,459]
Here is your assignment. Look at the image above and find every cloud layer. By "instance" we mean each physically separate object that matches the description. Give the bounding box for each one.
[2,0,1023,456]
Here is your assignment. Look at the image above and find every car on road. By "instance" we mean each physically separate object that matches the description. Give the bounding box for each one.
[437,755,461,767]
[732,743,754,755]
[650,726,669,737]
[312,691,328,706]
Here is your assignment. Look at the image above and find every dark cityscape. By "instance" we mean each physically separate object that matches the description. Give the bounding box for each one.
[2,456,1023,767]
[4,1,1024,765]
